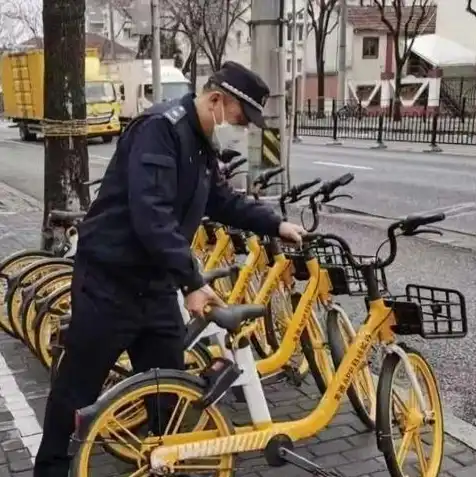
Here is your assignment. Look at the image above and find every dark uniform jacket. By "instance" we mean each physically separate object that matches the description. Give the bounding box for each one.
[76,93,282,295]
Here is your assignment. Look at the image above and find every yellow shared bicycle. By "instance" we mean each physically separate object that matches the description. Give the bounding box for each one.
[70,212,468,477]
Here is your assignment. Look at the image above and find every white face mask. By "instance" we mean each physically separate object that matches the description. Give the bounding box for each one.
[212,104,247,152]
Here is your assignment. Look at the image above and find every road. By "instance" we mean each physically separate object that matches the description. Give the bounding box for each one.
[0,125,475,235]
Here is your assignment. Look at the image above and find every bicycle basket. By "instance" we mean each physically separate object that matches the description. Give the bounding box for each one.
[394,284,467,339]
[314,242,388,296]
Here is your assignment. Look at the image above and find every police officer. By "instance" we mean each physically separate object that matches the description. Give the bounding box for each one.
[34,61,306,477]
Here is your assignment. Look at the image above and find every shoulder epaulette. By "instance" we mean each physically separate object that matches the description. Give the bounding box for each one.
[163,105,187,125]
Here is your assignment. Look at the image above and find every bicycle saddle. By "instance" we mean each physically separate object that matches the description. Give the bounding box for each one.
[206,304,266,332]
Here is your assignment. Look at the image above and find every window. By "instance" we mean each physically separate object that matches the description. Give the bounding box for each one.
[286,59,291,73]
[287,23,304,41]
[362,37,379,59]
[85,81,116,104]
[236,30,242,47]
[297,59,302,72]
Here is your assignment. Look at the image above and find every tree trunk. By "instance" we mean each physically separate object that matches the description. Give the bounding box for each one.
[393,69,402,121]
[42,0,90,250]
[317,58,325,117]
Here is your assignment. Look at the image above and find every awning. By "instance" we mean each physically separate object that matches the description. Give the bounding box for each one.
[408,34,476,67]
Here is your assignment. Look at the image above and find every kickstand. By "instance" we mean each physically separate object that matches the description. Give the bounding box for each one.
[278,447,344,476]
[264,434,344,477]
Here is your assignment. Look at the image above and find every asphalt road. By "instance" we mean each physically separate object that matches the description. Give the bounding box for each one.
[0,125,475,235]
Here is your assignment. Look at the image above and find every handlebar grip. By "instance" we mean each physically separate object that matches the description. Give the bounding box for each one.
[337,172,354,187]
[401,212,446,231]
[294,177,322,195]
[253,166,285,186]
[223,157,247,176]
[220,149,241,164]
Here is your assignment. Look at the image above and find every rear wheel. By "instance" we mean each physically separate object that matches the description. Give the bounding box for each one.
[71,371,235,475]
[0,250,54,337]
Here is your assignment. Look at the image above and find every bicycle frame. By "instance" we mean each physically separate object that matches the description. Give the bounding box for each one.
[149,295,430,469]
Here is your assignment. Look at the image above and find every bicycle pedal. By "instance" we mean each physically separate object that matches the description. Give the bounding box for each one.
[265,435,344,476]
[282,365,303,386]
[195,357,242,409]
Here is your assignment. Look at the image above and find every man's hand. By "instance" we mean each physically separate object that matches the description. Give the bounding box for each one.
[184,284,225,317]
[279,221,307,246]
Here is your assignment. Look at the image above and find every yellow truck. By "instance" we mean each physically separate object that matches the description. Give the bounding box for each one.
[1,48,121,142]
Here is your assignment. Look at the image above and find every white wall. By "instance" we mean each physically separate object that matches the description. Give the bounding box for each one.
[436,0,476,52]
[348,33,387,82]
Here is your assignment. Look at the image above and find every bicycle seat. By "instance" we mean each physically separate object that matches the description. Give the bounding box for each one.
[48,210,86,222]
[206,304,266,332]
[202,265,240,285]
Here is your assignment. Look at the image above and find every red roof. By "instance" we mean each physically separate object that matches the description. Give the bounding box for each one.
[20,33,135,57]
[347,5,436,34]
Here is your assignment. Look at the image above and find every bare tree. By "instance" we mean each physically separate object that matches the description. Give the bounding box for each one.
[369,0,435,119]
[1,0,42,39]
[467,0,476,17]
[200,0,250,72]
[307,0,339,115]
[42,0,90,249]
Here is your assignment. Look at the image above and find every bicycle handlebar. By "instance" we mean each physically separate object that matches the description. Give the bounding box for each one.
[279,177,322,219]
[312,212,446,270]
[302,173,355,232]
[222,157,247,179]
[310,172,354,201]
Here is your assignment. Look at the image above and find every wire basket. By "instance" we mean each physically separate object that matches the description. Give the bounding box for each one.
[386,284,468,339]
[313,242,388,296]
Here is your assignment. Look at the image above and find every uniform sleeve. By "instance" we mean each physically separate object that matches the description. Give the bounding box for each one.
[205,163,282,236]
[127,117,204,295]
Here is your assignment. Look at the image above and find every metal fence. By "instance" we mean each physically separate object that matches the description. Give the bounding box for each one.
[295,111,476,146]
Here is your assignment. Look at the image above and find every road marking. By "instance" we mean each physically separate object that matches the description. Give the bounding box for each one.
[0,138,111,162]
[404,202,476,219]
[313,160,373,170]
[0,352,42,462]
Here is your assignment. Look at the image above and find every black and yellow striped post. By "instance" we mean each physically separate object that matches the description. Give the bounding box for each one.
[261,127,281,167]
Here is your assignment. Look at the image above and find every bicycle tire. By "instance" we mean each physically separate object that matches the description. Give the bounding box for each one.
[376,345,444,477]
[0,250,54,337]
[33,284,71,368]
[70,369,235,474]
[6,258,73,340]
[263,290,310,382]
[20,269,73,354]
[326,308,376,429]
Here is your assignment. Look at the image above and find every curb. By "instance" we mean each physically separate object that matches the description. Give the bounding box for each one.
[444,411,476,450]
[294,139,476,158]
[0,181,42,210]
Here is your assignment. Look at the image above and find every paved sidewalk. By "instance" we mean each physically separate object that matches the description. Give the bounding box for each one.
[0,183,475,476]
[295,136,476,157]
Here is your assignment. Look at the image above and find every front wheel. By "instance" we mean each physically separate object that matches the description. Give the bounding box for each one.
[71,370,235,477]
[376,346,444,477]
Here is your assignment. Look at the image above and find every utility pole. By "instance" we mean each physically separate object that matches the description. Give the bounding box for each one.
[289,0,300,147]
[108,0,116,60]
[151,0,162,102]
[299,4,308,115]
[337,0,347,105]
[248,0,286,193]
